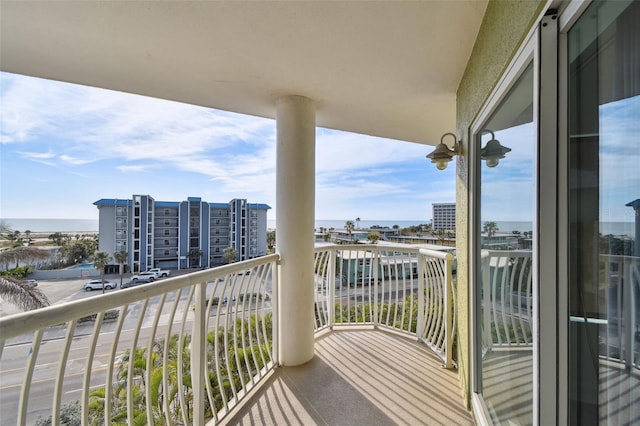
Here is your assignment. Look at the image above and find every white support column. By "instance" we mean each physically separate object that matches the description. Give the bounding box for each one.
[276,95,316,366]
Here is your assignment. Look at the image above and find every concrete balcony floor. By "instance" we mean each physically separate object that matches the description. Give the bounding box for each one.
[224,328,474,425]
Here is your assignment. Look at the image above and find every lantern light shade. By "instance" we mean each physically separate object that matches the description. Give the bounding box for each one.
[480,130,511,168]
[426,132,461,170]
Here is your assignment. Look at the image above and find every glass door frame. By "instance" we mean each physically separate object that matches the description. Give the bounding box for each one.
[557,2,592,423]
[469,6,563,424]
[469,1,628,424]
[469,31,537,425]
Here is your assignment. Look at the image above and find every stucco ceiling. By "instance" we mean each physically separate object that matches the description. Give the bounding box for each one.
[0,1,488,146]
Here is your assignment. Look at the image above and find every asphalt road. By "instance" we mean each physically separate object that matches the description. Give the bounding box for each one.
[0,269,200,319]
[0,273,273,424]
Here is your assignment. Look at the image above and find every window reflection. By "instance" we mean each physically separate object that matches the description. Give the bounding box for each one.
[568,1,639,424]
[477,62,535,426]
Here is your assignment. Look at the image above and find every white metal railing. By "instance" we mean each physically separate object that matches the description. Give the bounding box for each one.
[480,250,533,352]
[313,244,456,368]
[600,254,639,370]
[0,244,459,425]
[0,255,278,426]
[481,251,639,371]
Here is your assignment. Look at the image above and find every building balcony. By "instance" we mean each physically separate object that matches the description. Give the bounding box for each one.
[0,244,462,425]
[224,328,472,425]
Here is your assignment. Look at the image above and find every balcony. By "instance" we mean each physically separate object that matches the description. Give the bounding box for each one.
[0,244,464,425]
[224,329,472,425]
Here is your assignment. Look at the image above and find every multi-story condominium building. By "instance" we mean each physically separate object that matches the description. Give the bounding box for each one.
[94,195,270,272]
[432,202,456,231]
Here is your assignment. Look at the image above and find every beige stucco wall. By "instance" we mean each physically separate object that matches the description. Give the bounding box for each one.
[454,0,546,407]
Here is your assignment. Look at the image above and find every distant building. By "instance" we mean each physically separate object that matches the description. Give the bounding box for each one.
[432,203,456,231]
[332,229,370,244]
[94,195,270,272]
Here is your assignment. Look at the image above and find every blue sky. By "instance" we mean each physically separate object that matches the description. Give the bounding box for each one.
[0,72,456,222]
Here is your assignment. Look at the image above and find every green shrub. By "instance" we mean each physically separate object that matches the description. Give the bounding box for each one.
[0,266,33,279]
[35,400,81,426]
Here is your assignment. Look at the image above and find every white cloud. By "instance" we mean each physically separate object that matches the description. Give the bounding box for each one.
[1,72,454,220]
[116,164,154,173]
[59,154,95,165]
[17,150,56,160]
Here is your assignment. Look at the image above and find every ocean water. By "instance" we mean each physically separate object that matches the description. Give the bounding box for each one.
[0,218,98,233]
[2,217,633,237]
[268,219,428,231]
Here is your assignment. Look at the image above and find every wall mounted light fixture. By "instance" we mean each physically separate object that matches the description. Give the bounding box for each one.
[480,129,511,167]
[426,132,461,170]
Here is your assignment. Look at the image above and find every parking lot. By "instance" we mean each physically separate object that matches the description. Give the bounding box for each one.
[0,269,198,319]
[0,276,113,319]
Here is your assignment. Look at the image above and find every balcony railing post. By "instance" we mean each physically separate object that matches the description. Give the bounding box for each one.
[623,261,633,369]
[191,281,206,425]
[373,248,380,326]
[482,251,493,351]
[416,252,425,339]
[272,258,280,363]
[444,253,454,369]
[328,248,336,327]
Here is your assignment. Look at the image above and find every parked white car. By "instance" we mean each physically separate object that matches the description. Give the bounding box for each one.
[146,268,170,278]
[84,280,116,291]
[130,271,157,281]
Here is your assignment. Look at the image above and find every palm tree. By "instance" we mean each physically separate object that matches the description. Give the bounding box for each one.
[113,250,128,288]
[355,217,361,229]
[345,220,355,242]
[47,232,68,246]
[223,247,237,264]
[0,246,51,270]
[0,276,50,311]
[91,251,112,294]
[483,221,499,244]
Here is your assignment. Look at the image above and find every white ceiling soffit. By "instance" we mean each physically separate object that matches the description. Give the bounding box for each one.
[0,1,487,146]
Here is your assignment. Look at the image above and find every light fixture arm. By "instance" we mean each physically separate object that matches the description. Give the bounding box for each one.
[479,128,511,168]
[426,132,461,170]
[479,129,495,140]
[440,132,461,155]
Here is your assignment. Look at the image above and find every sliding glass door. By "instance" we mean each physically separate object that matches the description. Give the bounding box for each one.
[567,1,640,424]
[475,60,535,425]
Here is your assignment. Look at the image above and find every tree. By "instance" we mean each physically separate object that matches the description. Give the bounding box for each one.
[0,246,51,271]
[187,249,203,268]
[0,276,50,311]
[266,230,276,252]
[91,251,112,294]
[48,232,69,246]
[367,231,381,244]
[59,237,98,265]
[24,230,33,246]
[435,228,447,245]
[355,217,361,229]
[483,221,499,243]
[223,247,237,264]
[113,250,128,288]
[6,230,23,248]
[345,220,355,242]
